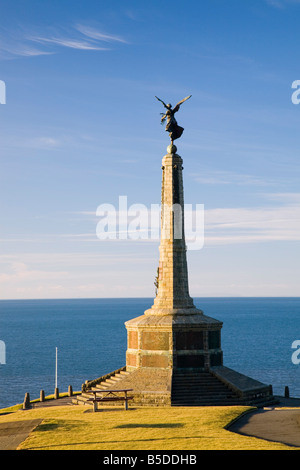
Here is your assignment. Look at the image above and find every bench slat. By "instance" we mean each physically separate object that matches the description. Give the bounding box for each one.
[87,396,133,402]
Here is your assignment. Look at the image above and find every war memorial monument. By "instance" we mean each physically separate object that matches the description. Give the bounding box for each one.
[75,97,274,408]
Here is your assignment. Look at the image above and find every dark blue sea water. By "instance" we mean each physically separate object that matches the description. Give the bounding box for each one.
[0,297,299,409]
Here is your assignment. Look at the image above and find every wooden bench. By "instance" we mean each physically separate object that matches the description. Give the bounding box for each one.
[85,389,133,411]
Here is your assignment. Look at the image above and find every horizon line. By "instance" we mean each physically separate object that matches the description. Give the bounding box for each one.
[1,295,299,301]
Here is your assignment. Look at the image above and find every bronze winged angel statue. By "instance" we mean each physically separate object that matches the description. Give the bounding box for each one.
[155,95,191,143]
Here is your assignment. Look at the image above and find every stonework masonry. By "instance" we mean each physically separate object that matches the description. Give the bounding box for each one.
[125,147,223,373]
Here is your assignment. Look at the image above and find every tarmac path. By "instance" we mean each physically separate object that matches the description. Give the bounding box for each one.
[0,397,74,450]
[229,409,300,448]
[0,418,43,450]
[228,397,300,448]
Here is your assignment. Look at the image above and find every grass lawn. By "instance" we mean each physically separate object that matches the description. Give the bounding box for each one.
[0,404,297,450]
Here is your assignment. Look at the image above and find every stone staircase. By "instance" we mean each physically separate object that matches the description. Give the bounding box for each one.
[73,368,276,408]
[171,371,244,406]
[73,369,131,406]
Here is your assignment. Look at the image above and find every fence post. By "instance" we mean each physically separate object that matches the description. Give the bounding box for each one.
[23,392,31,410]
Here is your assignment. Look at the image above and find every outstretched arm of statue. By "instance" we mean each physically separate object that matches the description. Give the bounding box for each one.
[160,113,167,123]
[155,96,168,109]
[173,95,192,113]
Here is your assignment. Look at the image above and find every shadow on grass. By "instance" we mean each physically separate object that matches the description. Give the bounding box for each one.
[36,421,59,432]
[115,423,184,429]
[21,434,211,450]
[36,419,84,432]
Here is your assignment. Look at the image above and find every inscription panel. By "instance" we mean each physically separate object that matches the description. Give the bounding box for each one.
[176,331,204,350]
[141,331,170,351]
[208,330,221,350]
[128,331,139,350]
[177,354,205,369]
[141,354,169,368]
[126,353,137,367]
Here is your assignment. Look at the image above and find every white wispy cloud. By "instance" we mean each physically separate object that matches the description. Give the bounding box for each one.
[191,170,271,186]
[0,23,127,59]
[0,37,53,59]
[31,36,109,51]
[27,137,62,148]
[265,0,300,7]
[0,251,154,299]
[75,24,128,44]
[204,193,300,245]
[0,261,68,283]
[265,0,285,7]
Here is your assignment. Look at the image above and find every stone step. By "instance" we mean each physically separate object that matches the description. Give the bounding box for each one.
[94,375,124,389]
[73,368,130,407]
[174,373,218,377]
[172,401,242,406]
[173,376,225,382]
[172,396,241,403]
[172,396,238,402]
[172,390,236,397]
[174,378,224,383]
[74,369,131,406]
[171,371,242,406]
[73,395,93,405]
[103,378,119,385]
[173,384,232,390]
[173,377,225,382]
[104,378,121,385]
[95,384,110,390]
[172,384,233,391]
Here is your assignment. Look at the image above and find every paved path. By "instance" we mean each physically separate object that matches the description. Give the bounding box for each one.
[0,396,75,450]
[0,419,42,450]
[31,396,74,408]
[228,397,300,448]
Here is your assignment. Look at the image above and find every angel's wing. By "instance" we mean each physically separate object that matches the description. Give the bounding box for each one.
[155,96,168,109]
[173,95,192,113]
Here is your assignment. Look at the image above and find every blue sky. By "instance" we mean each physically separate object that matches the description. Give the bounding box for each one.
[0,0,300,299]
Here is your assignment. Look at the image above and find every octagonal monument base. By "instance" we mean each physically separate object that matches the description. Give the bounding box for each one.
[125,308,223,372]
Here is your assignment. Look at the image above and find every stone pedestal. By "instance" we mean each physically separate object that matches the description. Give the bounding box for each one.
[126,312,223,372]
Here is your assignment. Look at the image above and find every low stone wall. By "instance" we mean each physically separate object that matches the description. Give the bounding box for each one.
[131,391,171,407]
[210,366,273,404]
[83,366,126,391]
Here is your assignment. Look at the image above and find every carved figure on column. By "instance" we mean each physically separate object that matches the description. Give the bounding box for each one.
[155,95,191,144]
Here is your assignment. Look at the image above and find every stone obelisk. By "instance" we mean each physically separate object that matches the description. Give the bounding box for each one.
[125,142,223,373]
[149,146,196,314]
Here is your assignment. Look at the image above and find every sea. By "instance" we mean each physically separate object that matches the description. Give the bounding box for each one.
[0,297,299,409]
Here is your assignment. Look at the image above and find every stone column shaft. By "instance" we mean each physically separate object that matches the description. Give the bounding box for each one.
[146,149,196,315]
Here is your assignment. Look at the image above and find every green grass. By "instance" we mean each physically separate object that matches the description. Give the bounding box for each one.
[0,404,298,450]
